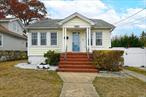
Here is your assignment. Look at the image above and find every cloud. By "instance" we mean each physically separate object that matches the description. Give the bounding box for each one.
[42,0,107,18]
[41,0,146,36]
[112,8,146,36]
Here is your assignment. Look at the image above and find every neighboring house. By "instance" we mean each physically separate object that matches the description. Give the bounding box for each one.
[26,12,115,64]
[0,18,24,35]
[0,18,27,51]
[0,25,26,51]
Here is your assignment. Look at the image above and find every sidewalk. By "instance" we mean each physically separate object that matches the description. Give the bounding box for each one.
[123,69,146,82]
[58,72,100,97]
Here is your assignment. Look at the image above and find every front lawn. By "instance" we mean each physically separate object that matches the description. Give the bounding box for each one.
[126,67,146,76]
[0,60,63,97]
[93,77,146,97]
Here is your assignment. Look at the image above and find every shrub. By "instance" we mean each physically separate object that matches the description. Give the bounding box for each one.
[93,50,124,71]
[0,50,27,62]
[44,50,60,66]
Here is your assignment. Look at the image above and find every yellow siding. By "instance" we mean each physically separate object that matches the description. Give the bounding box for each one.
[63,17,90,27]
[28,29,62,56]
[91,30,111,49]
[29,47,61,56]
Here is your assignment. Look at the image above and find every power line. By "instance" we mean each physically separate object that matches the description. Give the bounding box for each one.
[114,7,146,25]
[116,17,146,27]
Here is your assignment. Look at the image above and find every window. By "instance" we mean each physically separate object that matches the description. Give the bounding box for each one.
[91,32,93,46]
[40,32,47,45]
[13,23,17,32]
[31,32,38,45]
[96,32,102,46]
[50,32,57,45]
[0,35,2,46]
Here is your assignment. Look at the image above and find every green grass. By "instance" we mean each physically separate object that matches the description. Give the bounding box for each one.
[0,60,63,97]
[93,77,146,97]
[126,67,146,76]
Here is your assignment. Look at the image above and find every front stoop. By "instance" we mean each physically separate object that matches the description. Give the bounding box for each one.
[57,53,98,73]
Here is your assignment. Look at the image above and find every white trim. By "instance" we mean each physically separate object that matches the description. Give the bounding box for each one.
[62,25,90,28]
[62,28,65,52]
[88,27,91,52]
[50,32,58,46]
[40,32,47,46]
[46,32,49,46]
[95,32,103,46]
[93,32,96,46]
[0,34,3,47]
[38,32,40,46]
[86,28,88,49]
[59,12,95,25]
[64,27,67,51]
[31,32,38,47]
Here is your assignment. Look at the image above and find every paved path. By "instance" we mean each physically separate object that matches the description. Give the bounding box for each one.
[58,72,100,97]
[139,67,146,71]
[123,69,146,82]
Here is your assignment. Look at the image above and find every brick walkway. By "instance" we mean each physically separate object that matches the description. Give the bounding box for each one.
[58,72,100,97]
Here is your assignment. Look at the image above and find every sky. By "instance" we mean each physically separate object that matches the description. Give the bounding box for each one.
[41,0,146,37]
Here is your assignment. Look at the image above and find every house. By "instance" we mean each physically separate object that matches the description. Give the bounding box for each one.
[0,18,24,35]
[0,18,27,51]
[26,12,115,65]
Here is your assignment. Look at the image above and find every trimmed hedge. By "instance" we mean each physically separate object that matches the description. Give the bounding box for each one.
[93,50,124,71]
[44,50,60,66]
[0,50,27,62]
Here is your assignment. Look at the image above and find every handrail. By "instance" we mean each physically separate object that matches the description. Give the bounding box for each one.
[64,45,67,61]
[86,47,90,59]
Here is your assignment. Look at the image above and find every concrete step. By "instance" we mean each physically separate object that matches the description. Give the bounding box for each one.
[59,64,97,69]
[59,62,93,65]
[57,68,98,72]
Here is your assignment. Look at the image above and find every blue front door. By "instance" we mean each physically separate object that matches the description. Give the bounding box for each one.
[72,32,80,52]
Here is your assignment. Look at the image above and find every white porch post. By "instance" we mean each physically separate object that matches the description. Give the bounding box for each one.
[62,27,65,52]
[86,27,89,51]
[64,27,67,52]
[88,27,91,52]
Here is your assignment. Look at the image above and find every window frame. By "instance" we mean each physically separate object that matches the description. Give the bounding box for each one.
[95,32,102,46]
[40,32,47,46]
[50,32,57,46]
[31,32,38,46]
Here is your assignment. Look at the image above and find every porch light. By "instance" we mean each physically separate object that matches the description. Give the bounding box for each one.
[64,36,69,40]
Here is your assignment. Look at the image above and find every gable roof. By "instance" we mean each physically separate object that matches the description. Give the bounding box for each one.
[58,12,95,25]
[27,12,115,29]
[0,25,26,39]
[0,18,25,29]
[0,18,17,22]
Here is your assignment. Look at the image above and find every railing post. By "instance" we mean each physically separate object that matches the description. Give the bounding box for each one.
[62,27,65,52]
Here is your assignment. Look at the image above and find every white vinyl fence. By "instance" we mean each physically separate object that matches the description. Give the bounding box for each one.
[113,48,146,67]
[92,47,146,67]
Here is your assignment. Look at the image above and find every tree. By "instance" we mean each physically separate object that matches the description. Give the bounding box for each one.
[0,0,9,18]
[0,0,47,26]
[140,31,146,47]
[112,33,144,47]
